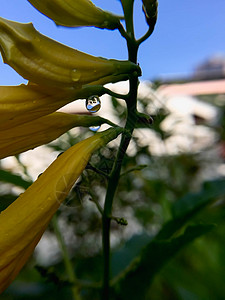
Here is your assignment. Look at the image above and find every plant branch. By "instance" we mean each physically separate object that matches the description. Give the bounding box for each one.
[102,86,129,101]
[86,162,110,179]
[52,214,81,300]
[120,164,148,177]
[89,196,104,215]
[101,32,140,300]
[117,22,133,43]
[100,1,144,299]
[137,27,155,46]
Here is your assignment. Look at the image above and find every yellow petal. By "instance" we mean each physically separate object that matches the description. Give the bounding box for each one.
[0,111,113,159]
[0,17,140,88]
[0,83,107,131]
[0,127,122,293]
[28,0,122,29]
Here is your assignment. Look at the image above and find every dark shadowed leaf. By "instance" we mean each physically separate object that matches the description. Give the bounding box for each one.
[0,169,32,189]
[113,224,215,300]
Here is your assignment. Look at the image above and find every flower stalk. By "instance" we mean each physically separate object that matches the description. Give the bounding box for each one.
[101,1,140,298]
[52,215,81,300]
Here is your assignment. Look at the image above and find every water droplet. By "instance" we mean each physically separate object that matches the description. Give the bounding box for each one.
[71,69,81,82]
[86,95,101,113]
[89,125,101,132]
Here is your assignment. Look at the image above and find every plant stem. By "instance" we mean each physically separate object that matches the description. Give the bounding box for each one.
[101,2,139,297]
[52,214,81,300]
[101,77,139,300]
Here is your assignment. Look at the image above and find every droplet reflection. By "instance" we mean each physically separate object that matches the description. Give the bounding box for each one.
[86,95,101,113]
[89,125,101,132]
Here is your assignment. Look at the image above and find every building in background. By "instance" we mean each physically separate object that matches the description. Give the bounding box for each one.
[193,55,225,81]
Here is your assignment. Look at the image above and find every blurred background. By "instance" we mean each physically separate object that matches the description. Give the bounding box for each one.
[1,1,225,299]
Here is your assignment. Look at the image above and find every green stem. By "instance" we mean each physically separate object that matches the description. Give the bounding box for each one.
[15,155,32,181]
[120,164,148,177]
[120,0,135,39]
[102,86,129,101]
[137,27,155,46]
[117,22,132,43]
[52,214,81,300]
[101,77,139,300]
[86,162,110,179]
[101,3,140,298]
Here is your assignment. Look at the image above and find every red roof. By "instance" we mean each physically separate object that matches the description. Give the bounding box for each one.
[158,79,225,96]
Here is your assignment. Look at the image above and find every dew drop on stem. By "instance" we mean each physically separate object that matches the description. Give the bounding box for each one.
[86,95,101,113]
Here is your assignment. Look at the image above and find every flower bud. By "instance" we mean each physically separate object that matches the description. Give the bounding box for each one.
[28,0,122,30]
[0,127,122,293]
[0,112,115,159]
[0,83,112,131]
[0,17,139,88]
[142,0,158,29]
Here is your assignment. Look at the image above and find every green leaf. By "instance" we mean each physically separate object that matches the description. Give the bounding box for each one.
[172,178,225,219]
[111,233,151,277]
[113,224,215,299]
[0,169,32,189]
[112,178,225,298]
[158,178,225,239]
[0,193,17,212]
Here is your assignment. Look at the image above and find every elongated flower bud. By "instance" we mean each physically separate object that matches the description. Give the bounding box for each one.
[142,0,158,30]
[0,127,122,293]
[0,17,140,88]
[0,112,115,159]
[28,0,122,30]
[0,83,110,131]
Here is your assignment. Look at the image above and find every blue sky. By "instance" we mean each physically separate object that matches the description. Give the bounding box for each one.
[1,0,225,85]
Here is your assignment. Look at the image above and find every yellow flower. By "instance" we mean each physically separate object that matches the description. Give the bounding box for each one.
[0,17,139,88]
[28,0,122,30]
[0,127,122,293]
[0,111,114,159]
[0,83,108,131]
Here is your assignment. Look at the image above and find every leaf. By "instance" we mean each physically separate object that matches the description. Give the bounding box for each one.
[35,265,72,287]
[111,233,151,277]
[158,178,225,239]
[173,178,225,219]
[112,178,225,298]
[113,224,215,299]
[0,169,32,189]
[0,194,17,213]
